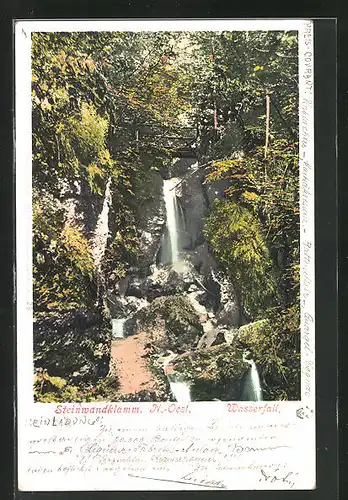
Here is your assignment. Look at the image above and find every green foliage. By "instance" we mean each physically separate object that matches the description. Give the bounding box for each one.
[32,30,300,400]
[205,140,300,306]
[204,198,277,317]
[196,31,300,399]
[184,30,298,159]
[32,31,192,306]
[238,306,300,400]
[172,344,249,401]
[34,369,120,402]
[33,195,96,312]
[65,103,113,194]
[32,33,106,191]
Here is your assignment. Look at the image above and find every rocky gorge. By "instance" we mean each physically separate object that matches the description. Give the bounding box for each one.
[32,31,300,403]
[35,154,265,403]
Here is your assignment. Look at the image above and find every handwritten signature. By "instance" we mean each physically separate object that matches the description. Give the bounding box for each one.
[128,469,226,489]
[259,468,297,488]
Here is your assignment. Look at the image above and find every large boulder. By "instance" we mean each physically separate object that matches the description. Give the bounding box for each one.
[237,319,273,364]
[34,308,111,383]
[126,275,146,298]
[197,327,227,349]
[139,295,203,352]
[142,266,194,301]
[125,264,199,301]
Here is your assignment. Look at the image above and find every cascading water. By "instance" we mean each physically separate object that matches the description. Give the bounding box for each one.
[169,381,191,403]
[111,318,126,339]
[162,354,192,403]
[242,357,263,401]
[162,178,180,265]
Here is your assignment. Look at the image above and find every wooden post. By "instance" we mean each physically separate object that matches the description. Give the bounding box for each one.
[213,101,218,131]
[264,93,270,159]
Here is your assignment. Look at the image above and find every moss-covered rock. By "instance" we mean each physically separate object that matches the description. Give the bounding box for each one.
[34,308,112,384]
[139,295,203,352]
[237,318,300,400]
[171,343,249,401]
[237,319,271,354]
[34,371,121,403]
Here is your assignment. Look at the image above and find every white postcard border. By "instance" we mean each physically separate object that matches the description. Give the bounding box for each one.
[15,19,315,491]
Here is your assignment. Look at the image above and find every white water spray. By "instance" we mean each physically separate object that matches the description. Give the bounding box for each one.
[242,356,263,401]
[111,318,126,339]
[169,381,191,403]
[161,352,192,403]
[163,178,180,266]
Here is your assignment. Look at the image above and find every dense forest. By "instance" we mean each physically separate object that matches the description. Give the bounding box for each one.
[32,30,300,403]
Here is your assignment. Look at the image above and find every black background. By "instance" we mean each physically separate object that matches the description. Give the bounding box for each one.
[0,2,343,499]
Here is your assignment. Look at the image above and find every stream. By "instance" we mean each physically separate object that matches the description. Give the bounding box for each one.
[110,172,263,402]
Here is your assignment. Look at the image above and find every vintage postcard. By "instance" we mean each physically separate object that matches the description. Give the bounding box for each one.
[15,19,315,490]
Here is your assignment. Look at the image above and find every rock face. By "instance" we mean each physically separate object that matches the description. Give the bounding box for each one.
[36,154,248,401]
[108,259,238,341]
[136,172,166,272]
[107,293,148,319]
[34,176,113,383]
[213,271,240,326]
[34,309,111,383]
[188,242,218,276]
[175,170,207,249]
[106,155,241,340]
[204,179,231,206]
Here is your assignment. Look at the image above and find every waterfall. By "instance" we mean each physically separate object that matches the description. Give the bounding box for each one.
[162,353,192,403]
[111,318,127,339]
[169,381,191,403]
[92,177,112,271]
[162,178,180,266]
[242,359,263,401]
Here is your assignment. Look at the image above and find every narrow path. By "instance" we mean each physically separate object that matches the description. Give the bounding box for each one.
[111,332,155,396]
